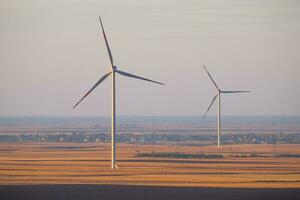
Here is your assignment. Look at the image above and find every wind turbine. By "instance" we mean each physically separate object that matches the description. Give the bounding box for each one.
[202,65,249,149]
[73,17,164,169]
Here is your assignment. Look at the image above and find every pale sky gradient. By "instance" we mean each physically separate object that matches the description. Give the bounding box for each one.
[0,0,300,116]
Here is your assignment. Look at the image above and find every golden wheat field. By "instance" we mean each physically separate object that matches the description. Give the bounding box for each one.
[0,142,300,188]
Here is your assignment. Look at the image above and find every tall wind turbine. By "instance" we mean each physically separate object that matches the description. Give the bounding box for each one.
[73,17,164,169]
[202,65,249,149]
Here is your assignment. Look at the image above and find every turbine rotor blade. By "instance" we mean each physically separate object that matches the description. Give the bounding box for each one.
[203,94,218,118]
[115,69,164,85]
[202,65,219,90]
[73,71,112,109]
[99,16,114,67]
[221,90,250,94]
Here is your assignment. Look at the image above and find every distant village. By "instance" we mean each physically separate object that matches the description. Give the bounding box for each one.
[1,132,300,145]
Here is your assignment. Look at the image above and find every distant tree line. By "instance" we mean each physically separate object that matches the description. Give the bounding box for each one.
[136,152,223,159]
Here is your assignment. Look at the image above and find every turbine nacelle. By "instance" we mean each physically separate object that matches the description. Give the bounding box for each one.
[112,66,117,71]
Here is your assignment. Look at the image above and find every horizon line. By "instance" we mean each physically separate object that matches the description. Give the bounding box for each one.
[0,115,300,118]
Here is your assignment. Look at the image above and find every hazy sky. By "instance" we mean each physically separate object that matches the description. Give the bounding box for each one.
[1,0,300,116]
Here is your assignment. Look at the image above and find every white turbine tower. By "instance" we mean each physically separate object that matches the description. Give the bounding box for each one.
[202,65,250,149]
[73,17,164,169]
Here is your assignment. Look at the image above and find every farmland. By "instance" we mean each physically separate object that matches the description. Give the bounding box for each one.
[1,142,300,188]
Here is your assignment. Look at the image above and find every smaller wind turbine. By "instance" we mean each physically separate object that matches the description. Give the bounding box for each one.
[202,65,250,149]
